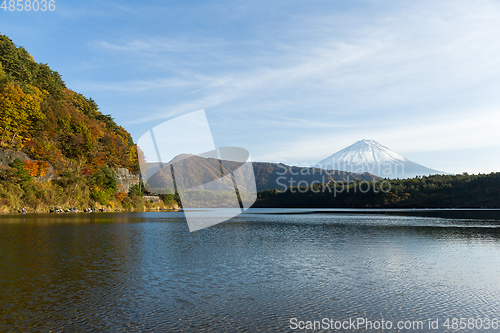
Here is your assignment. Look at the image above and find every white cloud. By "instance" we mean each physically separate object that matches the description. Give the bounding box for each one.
[127,94,223,125]
[75,78,193,92]
[252,106,500,166]
[184,76,233,95]
[69,0,500,173]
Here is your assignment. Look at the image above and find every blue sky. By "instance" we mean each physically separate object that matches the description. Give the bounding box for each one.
[2,0,500,174]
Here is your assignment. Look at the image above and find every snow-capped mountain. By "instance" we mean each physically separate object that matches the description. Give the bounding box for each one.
[316,139,445,179]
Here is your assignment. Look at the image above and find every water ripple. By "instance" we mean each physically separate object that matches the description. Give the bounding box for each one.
[0,211,500,331]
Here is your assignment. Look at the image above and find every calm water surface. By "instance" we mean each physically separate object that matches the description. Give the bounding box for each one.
[1,209,500,332]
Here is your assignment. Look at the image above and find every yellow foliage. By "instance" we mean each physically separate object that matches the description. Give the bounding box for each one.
[115,191,127,202]
[24,160,50,177]
[0,82,45,147]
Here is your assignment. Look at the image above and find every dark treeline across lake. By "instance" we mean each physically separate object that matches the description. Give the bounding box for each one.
[255,172,500,209]
[1,209,500,332]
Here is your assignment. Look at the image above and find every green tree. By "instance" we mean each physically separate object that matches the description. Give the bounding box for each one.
[91,166,117,192]
[6,158,32,183]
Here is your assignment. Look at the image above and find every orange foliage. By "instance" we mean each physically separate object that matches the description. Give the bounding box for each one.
[0,34,139,174]
[115,191,127,202]
[24,160,49,177]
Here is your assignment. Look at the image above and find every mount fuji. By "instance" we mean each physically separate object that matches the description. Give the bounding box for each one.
[315,139,445,179]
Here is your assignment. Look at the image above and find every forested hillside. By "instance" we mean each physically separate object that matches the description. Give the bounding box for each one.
[255,172,500,208]
[145,156,378,193]
[0,34,177,212]
[0,34,138,173]
[2,33,497,212]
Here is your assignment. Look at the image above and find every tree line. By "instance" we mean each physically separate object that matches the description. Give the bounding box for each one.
[254,173,500,208]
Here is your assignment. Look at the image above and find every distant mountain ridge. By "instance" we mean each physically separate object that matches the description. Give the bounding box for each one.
[145,155,379,193]
[316,139,445,179]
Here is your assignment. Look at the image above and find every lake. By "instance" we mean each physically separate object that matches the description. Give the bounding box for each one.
[1,209,500,332]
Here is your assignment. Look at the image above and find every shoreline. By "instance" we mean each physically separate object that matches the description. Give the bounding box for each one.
[0,206,181,215]
[3,207,500,220]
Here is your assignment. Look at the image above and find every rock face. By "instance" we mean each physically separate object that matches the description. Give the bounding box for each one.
[0,149,31,165]
[143,195,161,202]
[0,150,139,189]
[0,149,56,181]
[114,168,139,192]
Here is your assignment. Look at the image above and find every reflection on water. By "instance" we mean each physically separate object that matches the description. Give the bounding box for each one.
[1,210,500,332]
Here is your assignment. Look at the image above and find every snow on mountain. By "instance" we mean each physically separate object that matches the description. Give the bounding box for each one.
[316,139,445,179]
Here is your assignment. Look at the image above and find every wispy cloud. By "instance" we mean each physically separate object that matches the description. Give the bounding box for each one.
[26,0,500,173]
[75,78,194,92]
[126,94,224,125]
[184,76,233,95]
[128,0,500,123]
[94,38,225,54]
[254,105,500,166]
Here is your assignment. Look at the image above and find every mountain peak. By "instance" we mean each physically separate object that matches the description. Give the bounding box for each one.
[316,140,445,179]
[331,139,407,165]
[360,139,374,144]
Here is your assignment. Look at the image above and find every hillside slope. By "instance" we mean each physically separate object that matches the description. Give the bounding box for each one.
[145,156,379,192]
[0,34,172,212]
[0,34,138,173]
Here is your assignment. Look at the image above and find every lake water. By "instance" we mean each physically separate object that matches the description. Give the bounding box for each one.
[1,209,500,332]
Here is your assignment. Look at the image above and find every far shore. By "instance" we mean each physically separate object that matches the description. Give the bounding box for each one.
[0,207,182,215]
[3,207,500,222]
